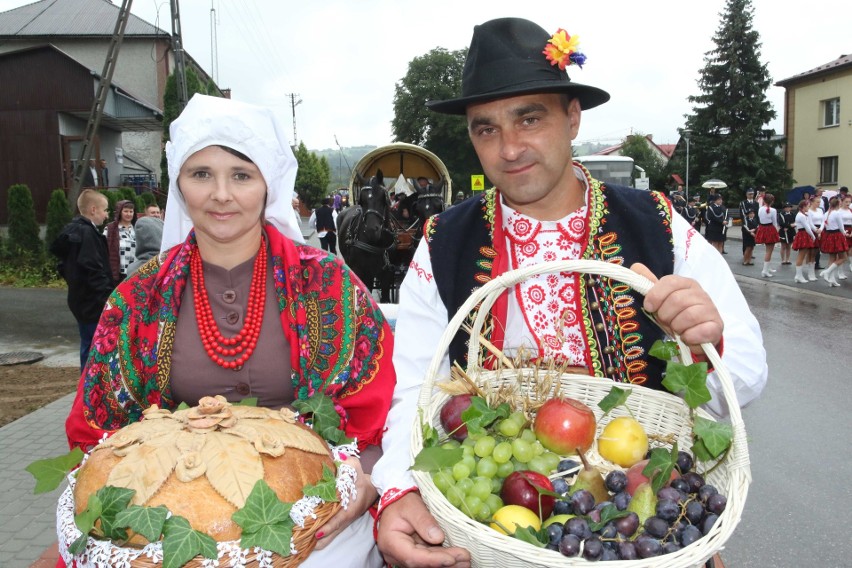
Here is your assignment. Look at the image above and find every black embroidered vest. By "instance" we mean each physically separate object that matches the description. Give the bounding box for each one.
[424,179,675,390]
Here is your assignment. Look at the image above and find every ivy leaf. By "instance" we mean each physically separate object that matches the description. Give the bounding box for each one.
[421,420,439,448]
[643,444,678,495]
[597,386,631,415]
[461,397,508,436]
[302,464,339,503]
[692,417,733,461]
[661,361,711,409]
[162,515,218,568]
[69,493,102,554]
[513,525,547,548]
[649,339,680,362]
[293,392,352,446]
[26,447,84,494]
[588,503,629,532]
[96,485,135,540]
[114,504,168,543]
[235,397,258,407]
[68,533,89,556]
[410,446,463,472]
[232,480,295,557]
[239,521,294,558]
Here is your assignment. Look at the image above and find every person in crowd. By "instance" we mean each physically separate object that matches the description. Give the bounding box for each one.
[144,203,162,219]
[842,194,852,276]
[82,159,99,188]
[452,191,466,206]
[741,208,757,266]
[99,158,109,187]
[370,18,767,567]
[690,194,704,233]
[777,201,796,265]
[64,94,395,566]
[681,193,698,228]
[125,215,164,277]
[310,196,338,254]
[819,196,848,287]
[792,199,817,283]
[812,189,828,269]
[103,199,137,282]
[738,188,759,225]
[754,193,780,277]
[808,196,825,273]
[704,194,728,254]
[49,189,115,370]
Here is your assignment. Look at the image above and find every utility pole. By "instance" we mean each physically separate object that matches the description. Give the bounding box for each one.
[171,0,189,110]
[287,93,302,144]
[209,0,219,83]
[70,0,133,210]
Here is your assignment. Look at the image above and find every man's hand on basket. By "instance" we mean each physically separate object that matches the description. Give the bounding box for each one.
[314,456,377,550]
[630,263,724,354]
[377,492,471,567]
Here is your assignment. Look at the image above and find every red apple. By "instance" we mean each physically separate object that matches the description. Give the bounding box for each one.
[500,470,555,518]
[533,397,597,455]
[625,459,680,496]
[439,394,473,440]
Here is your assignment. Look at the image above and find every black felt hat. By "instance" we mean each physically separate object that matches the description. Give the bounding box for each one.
[426,18,610,115]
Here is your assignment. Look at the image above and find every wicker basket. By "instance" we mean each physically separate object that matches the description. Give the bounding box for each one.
[410,260,751,567]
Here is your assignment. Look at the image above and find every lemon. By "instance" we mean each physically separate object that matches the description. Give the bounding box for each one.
[597,416,649,467]
[489,504,541,535]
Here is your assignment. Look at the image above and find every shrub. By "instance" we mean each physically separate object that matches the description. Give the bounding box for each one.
[6,183,43,266]
[46,189,73,253]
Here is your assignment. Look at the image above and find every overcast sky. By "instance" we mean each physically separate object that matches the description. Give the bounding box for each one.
[3,0,850,150]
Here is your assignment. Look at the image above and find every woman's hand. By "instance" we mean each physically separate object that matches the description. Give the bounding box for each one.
[313,456,377,550]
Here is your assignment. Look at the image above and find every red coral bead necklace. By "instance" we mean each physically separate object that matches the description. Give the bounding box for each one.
[190,239,267,370]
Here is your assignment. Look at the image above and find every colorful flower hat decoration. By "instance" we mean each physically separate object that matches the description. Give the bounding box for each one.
[543,28,587,70]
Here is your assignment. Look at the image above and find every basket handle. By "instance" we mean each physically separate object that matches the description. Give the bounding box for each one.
[418,260,747,442]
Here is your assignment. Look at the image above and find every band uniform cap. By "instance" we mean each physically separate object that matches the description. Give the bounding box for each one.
[426,18,610,115]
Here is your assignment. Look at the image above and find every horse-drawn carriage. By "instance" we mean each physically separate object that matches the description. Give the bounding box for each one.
[337,143,452,303]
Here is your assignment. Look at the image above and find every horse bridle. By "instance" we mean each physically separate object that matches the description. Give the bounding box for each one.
[348,188,395,254]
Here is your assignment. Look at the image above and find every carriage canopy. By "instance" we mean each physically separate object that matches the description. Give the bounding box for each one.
[348,143,452,203]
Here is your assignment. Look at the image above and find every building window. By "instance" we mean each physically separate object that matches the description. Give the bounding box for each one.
[822,98,840,127]
[819,156,838,184]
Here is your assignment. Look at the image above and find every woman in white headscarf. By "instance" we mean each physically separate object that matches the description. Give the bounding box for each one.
[64,95,395,567]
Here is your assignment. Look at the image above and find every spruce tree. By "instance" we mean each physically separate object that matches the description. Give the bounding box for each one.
[683,0,792,203]
[6,184,43,265]
[46,189,73,253]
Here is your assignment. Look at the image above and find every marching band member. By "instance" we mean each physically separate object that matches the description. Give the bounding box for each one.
[755,194,780,277]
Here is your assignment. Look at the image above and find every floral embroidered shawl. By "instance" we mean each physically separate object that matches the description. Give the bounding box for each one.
[65,224,395,451]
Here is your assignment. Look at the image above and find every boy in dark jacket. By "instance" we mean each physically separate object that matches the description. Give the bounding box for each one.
[49,189,114,369]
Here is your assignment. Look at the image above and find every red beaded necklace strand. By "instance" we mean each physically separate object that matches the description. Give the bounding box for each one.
[190,240,267,370]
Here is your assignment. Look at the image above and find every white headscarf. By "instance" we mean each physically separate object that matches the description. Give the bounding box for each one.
[160,94,303,251]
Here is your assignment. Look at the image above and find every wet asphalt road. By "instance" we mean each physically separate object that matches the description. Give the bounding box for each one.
[1,234,850,566]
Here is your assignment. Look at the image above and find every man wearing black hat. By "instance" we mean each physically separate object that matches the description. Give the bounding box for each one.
[739,188,759,224]
[372,18,766,567]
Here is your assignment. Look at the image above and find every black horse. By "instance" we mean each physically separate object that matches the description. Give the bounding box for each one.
[337,172,396,302]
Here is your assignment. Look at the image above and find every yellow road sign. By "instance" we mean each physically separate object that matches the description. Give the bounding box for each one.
[471,174,485,192]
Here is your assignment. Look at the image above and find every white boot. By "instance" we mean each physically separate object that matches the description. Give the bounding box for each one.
[761,261,773,277]
[837,263,848,280]
[807,263,817,281]
[822,264,840,287]
[794,266,808,283]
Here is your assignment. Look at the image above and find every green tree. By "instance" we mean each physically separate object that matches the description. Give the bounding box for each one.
[46,189,73,252]
[683,0,792,203]
[6,184,43,265]
[160,68,209,193]
[294,142,331,209]
[392,48,482,192]
[619,134,667,190]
